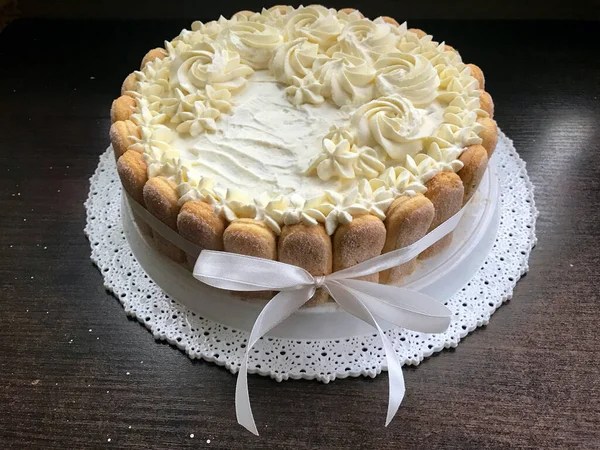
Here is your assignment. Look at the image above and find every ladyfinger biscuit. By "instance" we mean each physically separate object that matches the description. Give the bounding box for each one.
[458,144,489,204]
[141,48,167,69]
[279,223,332,305]
[479,91,494,118]
[379,195,434,285]
[477,116,498,158]
[333,215,386,283]
[178,201,226,251]
[231,10,255,20]
[110,120,141,159]
[223,219,277,260]
[467,63,485,90]
[381,16,399,26]
[117,150,147,204]
[121,72,138,96]
[117,150,152,237]
[110,95,136,123]
[223,219,277,300]
[268,5,290,15]
[178,200,226,269]
[408,28,427,38]
[419,172,464,259]
[339,8,364,18]
[444,44,459,56]
[143,177,184,262]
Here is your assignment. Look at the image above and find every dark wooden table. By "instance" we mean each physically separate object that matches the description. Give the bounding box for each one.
[1,19,599,450]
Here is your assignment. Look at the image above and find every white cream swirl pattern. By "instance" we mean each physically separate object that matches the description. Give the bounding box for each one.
[313,52,376,107]
[217,22,283,70]
[128,6,489,233]
[327,18,396,63]
[283,5,342,52]
[270,38,319,84]
[174,42,254,94]
[351,94,436,159]
[374,53,440,107]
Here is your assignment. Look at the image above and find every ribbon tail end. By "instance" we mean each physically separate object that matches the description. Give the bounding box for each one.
[238,417,260,436]
[385,407,397,427]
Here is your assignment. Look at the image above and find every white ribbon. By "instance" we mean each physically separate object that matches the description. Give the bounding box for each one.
[123,190,469,435]
[193,203,469,435]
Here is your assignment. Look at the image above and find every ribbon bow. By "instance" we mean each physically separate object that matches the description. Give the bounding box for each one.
[193,204,467,435]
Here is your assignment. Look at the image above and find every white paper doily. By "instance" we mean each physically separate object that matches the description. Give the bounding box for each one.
[84,130,537,383]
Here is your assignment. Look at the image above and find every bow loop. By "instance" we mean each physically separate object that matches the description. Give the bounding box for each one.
[194,250,315,292]
[335,279,452,333]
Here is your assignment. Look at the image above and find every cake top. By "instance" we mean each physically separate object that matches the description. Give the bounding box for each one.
[126,5,487,234]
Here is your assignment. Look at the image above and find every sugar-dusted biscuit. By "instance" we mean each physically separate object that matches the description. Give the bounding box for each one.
[110,120,141,159]
[444,44,460,56]
[458,144,489,204]
[178,200,226,269]
[143,177,184,262]
[381,16,399,26]
[467,63,485,90]
[479,91,494,118]
[380,195,434,285]
[141,48,167,69]
[339,8,364,18]
[268,5,290,15]
[279,223,332,305]
[178,200,226,251]
[121,72,138,96]
[117,150,152,237]
[231,10,255,20]
[110,95,136,123]
[420,172,464,259]
[408,28,427,38]
[223,219,278,300]
[224,219,277,260]
[333,215,386,283]
[116,150,147,204]
[477,116,498,157]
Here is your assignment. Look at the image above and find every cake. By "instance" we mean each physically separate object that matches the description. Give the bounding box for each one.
[111,5,498,304]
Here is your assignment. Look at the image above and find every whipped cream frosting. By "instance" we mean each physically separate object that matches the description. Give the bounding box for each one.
[173,71,350,199]
[127,6,487,234]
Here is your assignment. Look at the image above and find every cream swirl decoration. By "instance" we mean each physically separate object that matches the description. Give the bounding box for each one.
[374,53,440,107]
[285,72,324,106]
[174,42,254,94]
[127,6,488,234]
[351,94,435,159]
[270,38,319,84]
[217,22,283,70]
[306,138,358,180]
[283,5,343,52]
[328,18,396,63]
[313,52,376,107]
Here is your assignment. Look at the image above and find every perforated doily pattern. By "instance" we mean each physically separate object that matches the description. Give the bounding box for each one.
[84,131,537,383]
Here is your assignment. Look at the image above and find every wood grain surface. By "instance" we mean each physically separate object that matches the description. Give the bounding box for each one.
[0,19,599,450]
